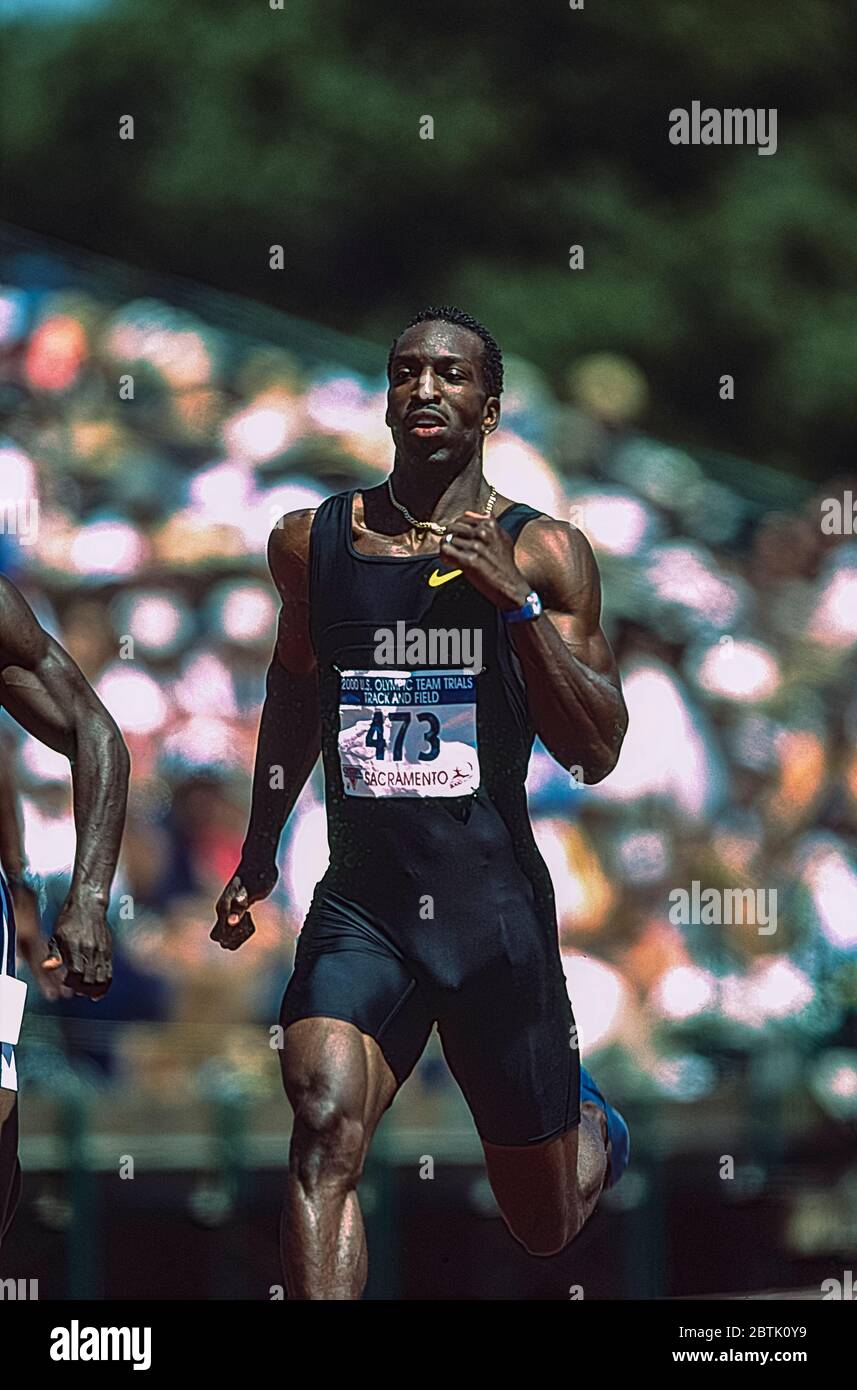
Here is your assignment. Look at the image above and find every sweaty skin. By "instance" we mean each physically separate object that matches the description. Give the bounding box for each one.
[213,320,627,1296]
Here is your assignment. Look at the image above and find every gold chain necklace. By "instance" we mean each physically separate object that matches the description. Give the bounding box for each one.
[386,476,497,537]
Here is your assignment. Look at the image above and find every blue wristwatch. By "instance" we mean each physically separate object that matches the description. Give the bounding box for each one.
[502,590,543,624]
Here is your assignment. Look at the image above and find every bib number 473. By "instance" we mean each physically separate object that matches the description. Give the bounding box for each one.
[365,709,440,761]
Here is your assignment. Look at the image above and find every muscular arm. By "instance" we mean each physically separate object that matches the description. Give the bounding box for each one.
[509,521,627,781]
[442,513,627,783]
[0,578,129,906]
[237,511,321,890]
[0,577,129,994]
[0,746,27,884]
[212,511,321,948]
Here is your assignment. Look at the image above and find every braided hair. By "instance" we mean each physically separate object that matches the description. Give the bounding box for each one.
[387,306,504,398]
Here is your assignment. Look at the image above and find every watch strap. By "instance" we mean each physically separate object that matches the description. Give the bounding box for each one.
[502,591,543,624]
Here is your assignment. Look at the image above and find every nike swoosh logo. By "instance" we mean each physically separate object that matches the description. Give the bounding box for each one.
[427,568,463,587]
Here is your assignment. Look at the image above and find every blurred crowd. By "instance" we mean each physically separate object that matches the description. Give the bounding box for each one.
[1,242,856,1137]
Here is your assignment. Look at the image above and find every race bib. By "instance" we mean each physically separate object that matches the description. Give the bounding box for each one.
[338,668,480,798]
[0,974,26,1046]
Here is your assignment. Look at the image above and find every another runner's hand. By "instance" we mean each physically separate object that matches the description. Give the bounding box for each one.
[43,892,113,1000]
[211,874,263,951]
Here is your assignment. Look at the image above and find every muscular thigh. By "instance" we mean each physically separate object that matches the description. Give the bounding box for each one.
[280,889,436,1100]
[437,946,580,1148]
[280,1016,398,1140]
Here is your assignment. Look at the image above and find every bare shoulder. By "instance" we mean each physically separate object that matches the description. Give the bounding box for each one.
[512,509,600,601]
[266,509,316,592]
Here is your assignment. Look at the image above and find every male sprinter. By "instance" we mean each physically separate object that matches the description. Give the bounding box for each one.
[213,307,629,1299]
[0,576,130,1249]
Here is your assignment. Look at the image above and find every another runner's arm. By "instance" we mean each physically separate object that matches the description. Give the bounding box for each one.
[233,511,321,897]
[511,521,627,783]
[0,746,27,885]
[0,576,129,908]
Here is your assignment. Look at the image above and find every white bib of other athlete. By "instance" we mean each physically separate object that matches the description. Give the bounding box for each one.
[338,669,480,798]
[0,974,26,1046]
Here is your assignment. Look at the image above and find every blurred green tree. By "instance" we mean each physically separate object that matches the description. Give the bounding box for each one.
[2,0,855,475]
